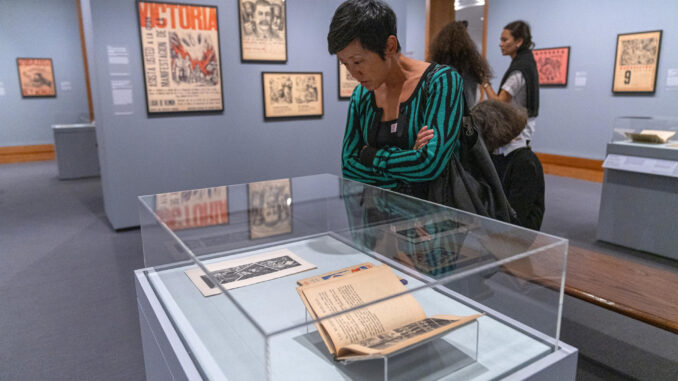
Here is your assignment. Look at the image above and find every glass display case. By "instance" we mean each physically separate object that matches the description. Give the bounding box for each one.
[136,174,574,380]
[612,116,678,146]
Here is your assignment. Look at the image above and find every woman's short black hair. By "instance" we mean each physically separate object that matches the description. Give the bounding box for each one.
[327,0,401,59]
[504,20,535,50]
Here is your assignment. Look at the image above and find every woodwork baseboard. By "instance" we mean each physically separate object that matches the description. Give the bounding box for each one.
[535,152,604,183]
[0,144,55,165]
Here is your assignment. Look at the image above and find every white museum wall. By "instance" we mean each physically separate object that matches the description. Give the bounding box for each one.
[0,0,90,147]
[81,0,412,229]
[486,0,678,159]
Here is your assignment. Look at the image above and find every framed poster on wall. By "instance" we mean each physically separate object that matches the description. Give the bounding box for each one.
[137,1,224,114]
[612,30,662,94]
[16,58,56,97]
[247,178,292,239]
[238,0,287,62]
[532,47,570,87]
[262,72,323,119]
[338,60,360,99]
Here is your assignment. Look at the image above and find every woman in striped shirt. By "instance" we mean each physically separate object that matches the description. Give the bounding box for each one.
[328,0,465,200]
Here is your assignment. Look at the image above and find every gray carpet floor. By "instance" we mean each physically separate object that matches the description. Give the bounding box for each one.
[0,161,676,380]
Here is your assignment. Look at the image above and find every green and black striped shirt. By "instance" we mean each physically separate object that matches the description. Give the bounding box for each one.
[341,63,464,190]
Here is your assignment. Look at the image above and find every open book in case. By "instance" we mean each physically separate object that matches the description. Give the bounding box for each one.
[136,174,576,380]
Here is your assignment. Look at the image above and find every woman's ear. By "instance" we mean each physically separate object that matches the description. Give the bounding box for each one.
[384,35,399,57]
[516,38,524,48]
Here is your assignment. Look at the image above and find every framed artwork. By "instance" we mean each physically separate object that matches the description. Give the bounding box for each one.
[613,30,662,94]
[533,47,570,86]
[238,0,287,62]
[338,60,360,99]
[16,58,56,97]
[155,186,228,230]
[262,72,323,119]
[137,1,224,114]
[248,178,292,240]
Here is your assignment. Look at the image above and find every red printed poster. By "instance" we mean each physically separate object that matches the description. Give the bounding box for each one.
[155,186,228,230]
[533,47,570,86]
[17,58,56,97]
[138,2,223,113]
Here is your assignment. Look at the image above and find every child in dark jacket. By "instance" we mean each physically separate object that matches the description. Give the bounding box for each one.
[471,100,545,230]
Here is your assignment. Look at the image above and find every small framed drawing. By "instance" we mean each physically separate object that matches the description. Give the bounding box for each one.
[613,30,662,94]
[248,178,292,240]
[533,47,570,87]
[137,1,224,114]
[16,58,56,97]
[338,60,360,99]
[238,0,287,62]
[262,72,323,119]
[155,186,229,231]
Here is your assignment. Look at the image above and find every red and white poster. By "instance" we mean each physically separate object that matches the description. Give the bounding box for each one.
[533,47,570,86]
[17,58,56,97]
[138,2,223,113]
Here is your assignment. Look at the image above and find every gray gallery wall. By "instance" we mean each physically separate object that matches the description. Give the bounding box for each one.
[81,0,412,229]
[486,0,678,160]
[0,0,90,147]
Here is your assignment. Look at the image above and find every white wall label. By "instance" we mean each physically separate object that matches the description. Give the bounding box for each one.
[666,68,678,90]
[603,154,678,178]
[0,81,5,96]
[111,79,134,116]
[60,81,72,91]
[574,71,587,88]
[107,46,130,65]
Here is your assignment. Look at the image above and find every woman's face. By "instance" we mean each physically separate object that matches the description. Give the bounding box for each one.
[499,29,522,57]
[337,39,390,91]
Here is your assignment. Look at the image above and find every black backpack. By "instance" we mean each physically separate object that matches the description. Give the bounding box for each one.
[424,65,518,224]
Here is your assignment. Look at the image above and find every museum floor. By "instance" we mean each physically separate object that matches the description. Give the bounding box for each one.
[1,161,676,380]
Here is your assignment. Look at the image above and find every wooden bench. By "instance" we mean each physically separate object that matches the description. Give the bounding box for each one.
[503,242,678,333]
[563,245,678,334]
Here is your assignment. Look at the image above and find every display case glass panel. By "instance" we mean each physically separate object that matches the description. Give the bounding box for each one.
[138,174,568,380]
[612,116,678,146]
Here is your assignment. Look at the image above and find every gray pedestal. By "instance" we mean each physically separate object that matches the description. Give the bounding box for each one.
[52,123,100,179]
[597,142,678,260]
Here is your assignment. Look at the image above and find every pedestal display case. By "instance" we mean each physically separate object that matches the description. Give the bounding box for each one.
[136,174,576,380]
[598,117,678,259]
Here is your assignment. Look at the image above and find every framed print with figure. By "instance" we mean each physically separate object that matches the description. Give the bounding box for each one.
[338,60,360,99]
[533,47,570,86]
[137,1,224,114]
[238,0,287,62]
[248,178,292,239]
[613,30,662,94]
[17,58,56,97]
[262,72,323,119]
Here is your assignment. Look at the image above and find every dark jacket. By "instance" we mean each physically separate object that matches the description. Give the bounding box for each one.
[493,147,544,230]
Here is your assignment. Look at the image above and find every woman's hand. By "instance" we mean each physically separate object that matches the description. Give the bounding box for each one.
[413,125,434,150]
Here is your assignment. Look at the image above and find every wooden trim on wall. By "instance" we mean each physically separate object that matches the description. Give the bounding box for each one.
[425,0,454,60]
[76,0,94,122]
[0,145,55,165]
[536,152,604,183]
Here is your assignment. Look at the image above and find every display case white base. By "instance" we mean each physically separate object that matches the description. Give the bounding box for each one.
[135,268,577,381]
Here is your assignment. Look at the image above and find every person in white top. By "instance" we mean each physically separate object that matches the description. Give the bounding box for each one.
[482,20,539,159]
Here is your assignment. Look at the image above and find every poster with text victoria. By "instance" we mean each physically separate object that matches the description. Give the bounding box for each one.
[138,2,223,113]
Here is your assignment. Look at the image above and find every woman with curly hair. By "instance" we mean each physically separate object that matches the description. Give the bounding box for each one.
[429,21,492,107]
